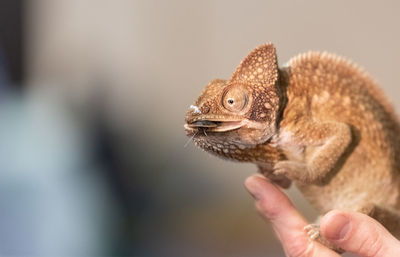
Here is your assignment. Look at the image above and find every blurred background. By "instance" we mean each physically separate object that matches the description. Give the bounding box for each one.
[0,0,399,256]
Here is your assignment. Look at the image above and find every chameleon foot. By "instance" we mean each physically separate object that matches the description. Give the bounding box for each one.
[304,223,344,253]
[304,224,320,240]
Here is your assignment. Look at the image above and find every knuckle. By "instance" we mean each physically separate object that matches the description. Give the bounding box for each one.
[368,240,385,257]
[285,238,315,257]
[355,226,385,257]
[255,201,279,220]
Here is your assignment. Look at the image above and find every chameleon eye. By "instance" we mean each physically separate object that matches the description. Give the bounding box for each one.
[222,87,248,112]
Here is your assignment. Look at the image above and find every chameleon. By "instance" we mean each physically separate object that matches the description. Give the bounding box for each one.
[184,43,400,251]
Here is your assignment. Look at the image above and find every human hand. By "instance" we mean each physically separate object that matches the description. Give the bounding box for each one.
[244,174,400,257]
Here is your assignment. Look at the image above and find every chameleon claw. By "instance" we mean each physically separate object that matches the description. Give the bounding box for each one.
[304,224,320,240]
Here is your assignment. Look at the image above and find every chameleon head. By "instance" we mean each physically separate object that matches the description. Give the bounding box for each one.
[184,44,282,159]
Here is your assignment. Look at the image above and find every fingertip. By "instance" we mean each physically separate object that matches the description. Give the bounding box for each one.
[245,174,265,185]
[248,179,296,221]
[320,210,351,241]
[244,175,314,256]
[320,210,343,234]
[244,174,268,199]
[244,174,270,188]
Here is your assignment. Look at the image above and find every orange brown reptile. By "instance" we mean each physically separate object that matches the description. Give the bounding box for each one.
[184,43,400,251]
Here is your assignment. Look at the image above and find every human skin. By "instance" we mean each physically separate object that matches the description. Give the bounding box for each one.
[244,174,400,257]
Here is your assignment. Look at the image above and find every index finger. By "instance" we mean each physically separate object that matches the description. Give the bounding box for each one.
[245,175,339,257]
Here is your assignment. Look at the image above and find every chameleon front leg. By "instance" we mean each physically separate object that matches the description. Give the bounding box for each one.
[257,164,292,189]
[274,120,352,184]
[256,143,291,188]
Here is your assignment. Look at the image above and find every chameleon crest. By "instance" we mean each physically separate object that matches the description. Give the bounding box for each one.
[185,44,284,156]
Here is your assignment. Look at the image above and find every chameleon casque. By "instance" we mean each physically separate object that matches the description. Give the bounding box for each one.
[184,43,400,250]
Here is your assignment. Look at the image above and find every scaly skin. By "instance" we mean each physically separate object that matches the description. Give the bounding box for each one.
[184,44,400,251]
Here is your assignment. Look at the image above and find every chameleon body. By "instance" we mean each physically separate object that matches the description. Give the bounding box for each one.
[184,44,400,250]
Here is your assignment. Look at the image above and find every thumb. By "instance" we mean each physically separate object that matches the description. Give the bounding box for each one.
[320,210,400,257]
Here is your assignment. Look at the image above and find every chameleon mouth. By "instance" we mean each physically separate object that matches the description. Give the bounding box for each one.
[184,120,243,132]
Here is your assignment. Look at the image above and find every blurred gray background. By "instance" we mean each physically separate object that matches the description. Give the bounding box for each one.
[0,0,399,256]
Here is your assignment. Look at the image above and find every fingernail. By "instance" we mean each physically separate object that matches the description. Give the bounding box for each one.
[325,214,351,240]
[253,174,266,179]
[244,176,262,200]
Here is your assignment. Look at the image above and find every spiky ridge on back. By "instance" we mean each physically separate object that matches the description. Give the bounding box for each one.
[289,52,397,119]
[283,52,399,130]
